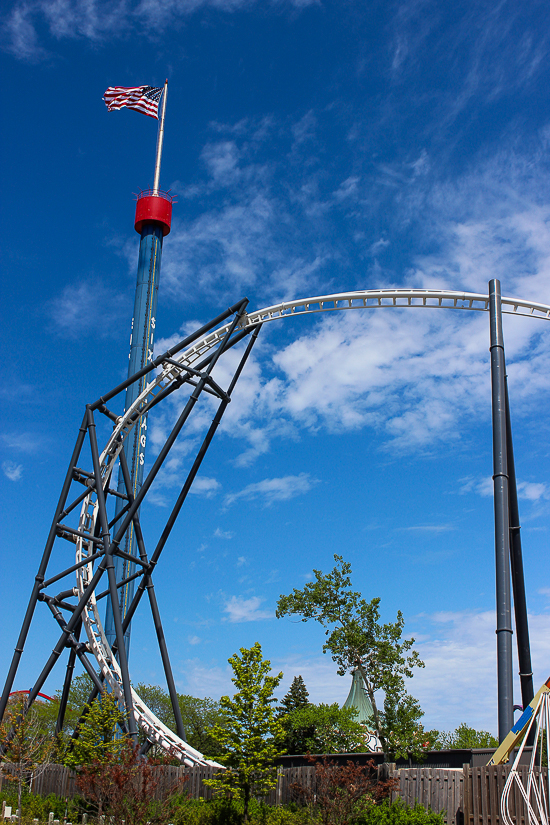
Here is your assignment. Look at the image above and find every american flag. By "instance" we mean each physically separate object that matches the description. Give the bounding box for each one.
[103,85,163,119]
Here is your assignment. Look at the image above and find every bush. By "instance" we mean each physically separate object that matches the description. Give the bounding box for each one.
[170,798,310,825]
[0,790,83,822]
[358,800,446,825]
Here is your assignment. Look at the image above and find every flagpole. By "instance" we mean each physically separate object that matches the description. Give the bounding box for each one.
[153,80,168,194]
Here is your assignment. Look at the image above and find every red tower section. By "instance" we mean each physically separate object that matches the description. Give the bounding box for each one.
[134,190,174,236]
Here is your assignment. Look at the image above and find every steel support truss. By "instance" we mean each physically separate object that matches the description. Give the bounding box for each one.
[1,285,549,758]
[0,299,261,766]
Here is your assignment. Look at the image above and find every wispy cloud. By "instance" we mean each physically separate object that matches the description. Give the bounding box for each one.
[2,461,23,481]
[399,523,455,533]
[1,432,44,454]
[213,527,234,539]
[275,609,550,733]
[459,476,549,503]
[47,279,128,339]
[223,595,272,623]
[224,472,317,507]
[412,610,550,732]
[189,476,221,497]
[3,0,317,61]
[517,481,550,502]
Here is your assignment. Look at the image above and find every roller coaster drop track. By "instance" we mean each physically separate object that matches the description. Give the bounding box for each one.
[1,286,549,765]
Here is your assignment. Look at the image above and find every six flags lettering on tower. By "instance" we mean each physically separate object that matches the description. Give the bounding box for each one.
[103,86,163,119]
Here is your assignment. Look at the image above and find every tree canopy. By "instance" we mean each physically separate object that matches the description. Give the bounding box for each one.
[435,723,498,749]
[205,642,285,823]
[276,554,429,760]
[281,702,366,754]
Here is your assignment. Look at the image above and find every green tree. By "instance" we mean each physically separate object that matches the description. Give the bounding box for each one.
[205,642,285,824]
[135,683,225,755]
[436,723,498,749]
[178,694,225,755]
[0,695,54,825]
[33,673,96,746]
[282,703,366,754]
[63,689,128,768]
[276,555,427,760]
[277,675,310,716]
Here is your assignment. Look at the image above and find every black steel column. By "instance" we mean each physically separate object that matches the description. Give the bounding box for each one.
[55,622,81,736]
[86,406,137,739]
[0,414,88,723]
[489,278,514,742]
[505,378,534,709]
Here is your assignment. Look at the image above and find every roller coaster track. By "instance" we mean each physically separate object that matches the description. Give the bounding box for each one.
[3,288,549,767]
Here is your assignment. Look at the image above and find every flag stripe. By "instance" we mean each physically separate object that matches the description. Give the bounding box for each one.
[103,85,163,120]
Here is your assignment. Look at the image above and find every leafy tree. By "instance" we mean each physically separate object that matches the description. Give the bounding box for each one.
[31,673,96,746]
[0,695,54,825]
[282,703,366,754]
[63,689,128,768]
[135,683,225,756]
[179,694,226,756]
[204,642,285,824]
[135,683,174,730]
[435,723,498,749]
[278,676,310,716]
[276,555,427,760]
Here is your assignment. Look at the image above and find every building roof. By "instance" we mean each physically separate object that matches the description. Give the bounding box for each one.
[343,668,375,729]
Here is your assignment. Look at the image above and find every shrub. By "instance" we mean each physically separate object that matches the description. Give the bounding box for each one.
[358,799,446,825]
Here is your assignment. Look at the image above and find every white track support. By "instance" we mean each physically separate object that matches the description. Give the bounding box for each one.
[74,287,550,764]
[501,691,550,825]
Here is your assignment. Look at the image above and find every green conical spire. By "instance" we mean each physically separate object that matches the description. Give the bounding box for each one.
[343,669,375,729]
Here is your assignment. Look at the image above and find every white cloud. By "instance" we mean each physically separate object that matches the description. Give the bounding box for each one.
[459,476,549,503]
[223,595,272,623]
[176,658,233,698]
[517,481,550,502]
[48,279,128,338]
[400,524,455,533]
[1,432,44,454]
[275,610,550,734]
[189,475,221,497]
[412,610,550,733]
[224,472,317,507]
[213,527,234,539]
[3,0,318,60]
[2,461,23,481]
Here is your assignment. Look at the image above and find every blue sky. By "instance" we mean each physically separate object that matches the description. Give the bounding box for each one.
[1,0,549,737]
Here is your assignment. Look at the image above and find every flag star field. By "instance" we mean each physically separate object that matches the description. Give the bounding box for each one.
[1,0,549,736]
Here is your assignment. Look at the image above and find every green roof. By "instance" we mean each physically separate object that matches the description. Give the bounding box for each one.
[343,669,375,729]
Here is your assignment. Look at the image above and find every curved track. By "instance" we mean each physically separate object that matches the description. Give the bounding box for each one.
[74,288,550,763]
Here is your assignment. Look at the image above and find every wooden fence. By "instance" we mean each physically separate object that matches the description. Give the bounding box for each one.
[463,766,548,825]
[1,762,548,825]
[390,767,464,825]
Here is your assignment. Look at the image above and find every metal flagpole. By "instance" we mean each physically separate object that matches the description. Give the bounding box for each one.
[153,80,168,194]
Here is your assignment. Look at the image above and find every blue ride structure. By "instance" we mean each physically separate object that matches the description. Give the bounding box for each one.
[104,83,173,657]
[103,190,173,655]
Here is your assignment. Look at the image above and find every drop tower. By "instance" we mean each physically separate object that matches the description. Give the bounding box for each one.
[104,81,173,656]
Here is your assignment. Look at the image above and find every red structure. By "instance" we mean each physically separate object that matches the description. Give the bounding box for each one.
[134,190,173,236]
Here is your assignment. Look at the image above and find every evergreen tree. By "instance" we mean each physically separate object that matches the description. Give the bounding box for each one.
[277,675,309,716]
